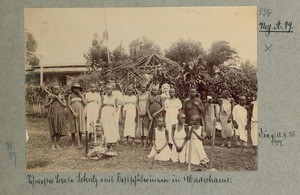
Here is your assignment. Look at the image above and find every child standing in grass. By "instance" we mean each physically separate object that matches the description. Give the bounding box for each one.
[186,115,209,167]
[147,117,171,161]
[137,83,149,147]
[45,84,67,150]
[171,113,189,163]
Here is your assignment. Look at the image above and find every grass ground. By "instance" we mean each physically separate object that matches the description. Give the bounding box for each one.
[26,116,257,172]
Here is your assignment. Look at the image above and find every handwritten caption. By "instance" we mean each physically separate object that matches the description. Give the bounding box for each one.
[259,128,296,146]
[258,7,295,52]
[27,173,232,188]
[5,139,17,167]
[259,21,294,37]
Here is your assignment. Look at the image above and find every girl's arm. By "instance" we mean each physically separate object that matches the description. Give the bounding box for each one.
[115,97,119,113]
[67,95,77,116]
[147,98,152,120]
[246,103,253,130]
[78,91,87,106]
[157,130,169,152]
[136,94,142,114]
[153,97,165,116]
[44,96,54,108]
[192,127,205,141]
[171,124,178,148]
[97,97,104,122]
[179,125,189,148]
[197,99,205,114]
[56,95,67,107]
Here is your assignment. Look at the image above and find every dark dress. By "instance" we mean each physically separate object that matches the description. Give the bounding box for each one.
[148,95,163,140]
[48,98,67,137]
[69,94,86,134]
[183,97,205,126]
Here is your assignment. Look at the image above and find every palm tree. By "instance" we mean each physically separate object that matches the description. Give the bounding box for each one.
[204,41,238,76]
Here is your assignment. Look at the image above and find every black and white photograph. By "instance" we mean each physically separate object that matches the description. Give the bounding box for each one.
[25,7,258,172]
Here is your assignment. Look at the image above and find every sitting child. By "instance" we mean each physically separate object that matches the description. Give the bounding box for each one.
[147,117,171,161]
[171,113,189,163]
[186,115,209,167]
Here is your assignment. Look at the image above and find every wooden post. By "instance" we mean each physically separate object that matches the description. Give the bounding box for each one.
[40,56,43,86]
[209,123,216,169]
[209,104,217,171]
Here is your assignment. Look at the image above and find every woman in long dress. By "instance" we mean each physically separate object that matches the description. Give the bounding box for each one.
[98,84,119,150]
[122,85,137,144]
[45,85,67,150]
[85,84,101,143]
[232,96,248,149]
[68,83,87,149]
[112,83,123,142]
[164,88,182,147]
[147,117,171,161]
[204,96,218,138]
[136,84,149,146]
[218,90,234,148]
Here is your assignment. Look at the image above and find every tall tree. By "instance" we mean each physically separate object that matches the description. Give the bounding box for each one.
[84,33,109,71]
[204,41,238,76]
[165,39,206,66]
[25,30,40,66]
[129,37,161,61]
[111,44,128,62]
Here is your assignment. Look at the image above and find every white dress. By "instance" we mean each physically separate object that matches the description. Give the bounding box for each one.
[251,101,258,146]
[232,104,248,142]
[113,90,123,140]
[85,92,101,134]
[123,95,137,138]
[186,126,209,165]
[101,95,118,144]
[171,124,187,163]
[147,127,171,161]
[164,98,182,144]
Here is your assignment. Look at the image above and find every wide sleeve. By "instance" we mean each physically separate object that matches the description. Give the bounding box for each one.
[177,98,182,109]
[232,105,238,121]
[164,99,169,110]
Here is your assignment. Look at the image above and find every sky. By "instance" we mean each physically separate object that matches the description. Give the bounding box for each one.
[24,7,257,66]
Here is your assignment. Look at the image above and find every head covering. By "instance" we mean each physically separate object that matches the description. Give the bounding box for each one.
[152,83,160,90]
[71,83,83,92]
[207,96,213,100]
[127,84,134,90]
[239,95,246,100]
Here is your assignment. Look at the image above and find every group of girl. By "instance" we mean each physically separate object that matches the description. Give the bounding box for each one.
[45,82,258,166]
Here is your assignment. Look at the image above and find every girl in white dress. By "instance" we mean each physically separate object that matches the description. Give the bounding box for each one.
[98,84,119,150]
[232,96,248,150]
[186,115,209,167]
[122,86,137,145]
[171,113,189,163]
[164,88,182,146]
[147,117,171,161]
[85,84,101,143]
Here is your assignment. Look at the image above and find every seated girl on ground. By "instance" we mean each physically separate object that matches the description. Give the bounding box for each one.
[147,117,171,161]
